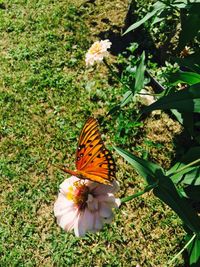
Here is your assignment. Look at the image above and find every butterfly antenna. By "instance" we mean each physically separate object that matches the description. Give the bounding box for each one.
[52,164,77,177]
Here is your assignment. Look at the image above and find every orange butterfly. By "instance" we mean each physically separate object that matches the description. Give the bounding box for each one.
[62,117,116,185]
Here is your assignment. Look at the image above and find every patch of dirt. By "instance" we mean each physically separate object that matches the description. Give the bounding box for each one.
[141,111,182,169]
[80,0,133,54]
[82,0,129,34]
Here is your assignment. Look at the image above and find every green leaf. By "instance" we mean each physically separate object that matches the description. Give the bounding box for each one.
[153,183,200,234]
[175,51,200,74]
[109,54,146,112]
[167,147,200,185]
[134,52,146,93]
[120,91,133,107]
[171,0,188,9]
[180,168,200,186]
[114,146,200,233]
[187,236,200,266]
[113,146,161,185]
[181,112,195,137]
[108,105,121,115]
[170,166,200,185]
[143,83,200,113]
[123,1,165,35]
[178,4,200,51]
[151,16,165,26]
[168,71,200,85]
[171,109,184,124]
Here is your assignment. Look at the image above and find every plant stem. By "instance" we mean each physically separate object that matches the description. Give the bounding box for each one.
[166,234,196,267]
[120,183,158,203]
[103,59,130,90]
[173,159,200,175]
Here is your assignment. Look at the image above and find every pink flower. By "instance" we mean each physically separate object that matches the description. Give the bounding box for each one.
[54,176,120,237]
[85,39,112,66]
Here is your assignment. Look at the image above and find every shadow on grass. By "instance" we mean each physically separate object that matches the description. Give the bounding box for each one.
[97,0,162,63]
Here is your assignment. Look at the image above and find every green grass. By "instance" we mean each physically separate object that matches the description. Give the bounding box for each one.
[0,1,184,266]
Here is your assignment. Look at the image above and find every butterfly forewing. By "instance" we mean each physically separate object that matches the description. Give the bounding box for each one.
[75,117,116,184]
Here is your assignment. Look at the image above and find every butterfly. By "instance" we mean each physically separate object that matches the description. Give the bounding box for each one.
[62,117,116,185]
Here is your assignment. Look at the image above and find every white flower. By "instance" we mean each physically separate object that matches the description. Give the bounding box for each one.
[85,39,112,66]
[54,176,120,237]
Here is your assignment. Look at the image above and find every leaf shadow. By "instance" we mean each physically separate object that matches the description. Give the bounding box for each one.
[97,0,163,63]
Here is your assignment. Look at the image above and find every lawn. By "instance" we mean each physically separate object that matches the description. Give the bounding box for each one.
[0,0,193,266]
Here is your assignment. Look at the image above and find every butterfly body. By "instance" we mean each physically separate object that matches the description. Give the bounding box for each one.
[62,117,116,185]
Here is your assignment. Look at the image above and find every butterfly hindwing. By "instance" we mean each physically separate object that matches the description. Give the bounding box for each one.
[75,117,116,184]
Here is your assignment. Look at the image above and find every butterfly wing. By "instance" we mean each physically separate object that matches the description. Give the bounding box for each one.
[75,117,116,185]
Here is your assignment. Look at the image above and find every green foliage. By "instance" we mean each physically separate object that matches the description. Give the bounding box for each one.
[135,52,146,94]
[124,0,200,57]
[113,0,200,265]
[187,235,200,267]
[168,71,200,85]
[143,83,200,113]
[114,147,200,235]
[123,1,166,35]
[175,51,200,73]
[177,3,200,52]
[167,147,200,185]
[109,46,147,114]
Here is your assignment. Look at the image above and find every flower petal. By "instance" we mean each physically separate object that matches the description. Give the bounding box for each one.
[54,206,74,219]
[82,208,94,231]
[74,208,95,237]
[85,40,111,66]
[94,212,103,230]
[58,209,78,231]
[99,202,112,218]
[92,181,119,196]
[59,176,79,194]
[74,213,85,237]
[87,194,99,212]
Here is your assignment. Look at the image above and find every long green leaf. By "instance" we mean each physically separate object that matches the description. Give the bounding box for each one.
[187,236,200,266]
[175,51,200,74]
[135,52,146,93]
[123,1,165,35]
[120,91,133,107]
[178,4,200,51]
[153,185,200,234]
[114,146,200,233]
[113,146,161,185]
[168,71,200,85]
[167,147,200,185]
[143,83,200,113]
[169,166,200,185]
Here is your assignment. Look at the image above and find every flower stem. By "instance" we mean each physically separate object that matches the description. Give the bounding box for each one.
[166,234,196,267]
[120,183,158,203]
[103,59,130,90]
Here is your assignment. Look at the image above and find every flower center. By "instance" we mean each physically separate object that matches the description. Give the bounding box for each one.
[89,43,102,55]
[67,181,90,210]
